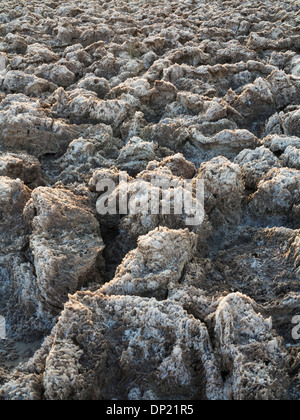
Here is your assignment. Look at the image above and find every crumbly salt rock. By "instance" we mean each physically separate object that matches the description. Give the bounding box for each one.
[250,167,300,226]
[0,0,300,401]
[0,94,81,157]
[214,293,289,400]
[117,136,158,174]
[0,176,31,252]
[196,156,245,230]
[263,134,300,153]
[146,153,196,179]
[234,146,281,189]
[34,64,75,88]
[77,74,110,98]
[2,292,223,400]
[0,152,44,188]
[23,187,105,314]
[2,70,57,96]
[281,146,300,170]
[101,227,197,299]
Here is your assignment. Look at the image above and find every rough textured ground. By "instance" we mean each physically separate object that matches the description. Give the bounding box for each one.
[0,0,299,400]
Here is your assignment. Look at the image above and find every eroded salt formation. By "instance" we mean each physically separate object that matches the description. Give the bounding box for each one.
[0,0,299,400]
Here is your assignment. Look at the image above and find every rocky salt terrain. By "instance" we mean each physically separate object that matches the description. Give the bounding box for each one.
[0,0,299,400]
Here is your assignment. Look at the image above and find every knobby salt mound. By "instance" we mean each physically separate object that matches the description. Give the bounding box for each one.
[0,0,299,400]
